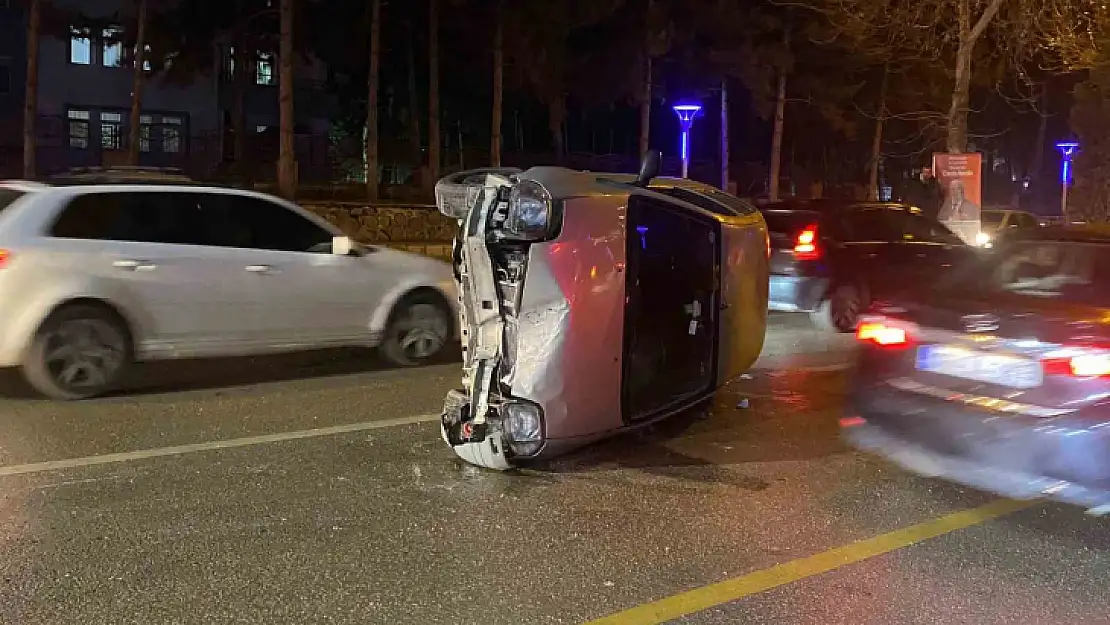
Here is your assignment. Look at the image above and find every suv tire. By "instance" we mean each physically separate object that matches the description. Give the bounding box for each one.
[22,304,132,400]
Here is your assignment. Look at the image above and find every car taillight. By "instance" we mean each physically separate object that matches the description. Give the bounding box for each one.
[856,321,909,347]
[1042,349,1110,377]
[0,250,10,268]
[793,225,820,260]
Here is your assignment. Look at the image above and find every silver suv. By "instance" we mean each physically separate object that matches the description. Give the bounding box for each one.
[0,180,457,400]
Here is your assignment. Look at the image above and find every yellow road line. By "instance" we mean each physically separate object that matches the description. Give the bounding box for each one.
[584,498,1034,625]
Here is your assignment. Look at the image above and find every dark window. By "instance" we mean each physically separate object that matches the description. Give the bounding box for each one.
[226,195,334,253]
[1016,213,1040,228]
[67,109,90,149]
[893,210,963,244]
[841,209,897,242]
[0,65,9,94]
[0,189,25,212]
[982,211,1004,228]
[761,210,821,234]
[100,112,123,151]
[51,192,241,246]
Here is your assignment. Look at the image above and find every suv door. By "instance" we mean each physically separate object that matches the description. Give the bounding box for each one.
[831,207,900,299]
[47,190,259,357]
[221,194,384,345]
[888,208,969,283]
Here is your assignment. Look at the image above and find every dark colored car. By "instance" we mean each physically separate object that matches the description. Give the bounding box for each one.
[843,226,1110,514]
[760,199,975,332]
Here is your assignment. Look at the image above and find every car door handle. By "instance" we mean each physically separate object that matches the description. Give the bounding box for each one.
[245,264,278,274]
[113,259,156,271]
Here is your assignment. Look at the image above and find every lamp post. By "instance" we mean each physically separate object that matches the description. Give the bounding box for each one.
[672,103,701,179]
[1056,141,1078,223]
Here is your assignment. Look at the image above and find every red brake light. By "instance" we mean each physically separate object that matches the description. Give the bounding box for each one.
[793,224,820,260]
[1043,349,1110,377]
[856,321,908,347]
[0,250,10,268]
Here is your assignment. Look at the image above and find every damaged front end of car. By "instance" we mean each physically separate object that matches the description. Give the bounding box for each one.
[435,169,561,470]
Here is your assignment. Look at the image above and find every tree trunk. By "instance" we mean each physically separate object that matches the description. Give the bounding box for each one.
[427,0,441,189]
[490,0,504,167]
[22,0,40,178]
[946,0,1003,153]
[366,0,381,201]
[869,64,889,200]
[638,0,653,157]
[406,21,421,170]
[1031,82,1048,180]
[127,0,148,166]
[277,0,296,199]
[232,32,249,183]
[768,73,786,200]
[720,79,729,191]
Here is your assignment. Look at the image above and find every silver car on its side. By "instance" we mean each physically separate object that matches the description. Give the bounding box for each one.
[0,179,457,400]
[435,152,769,470]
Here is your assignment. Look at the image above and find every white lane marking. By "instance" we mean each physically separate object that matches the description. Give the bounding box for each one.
[0,413,441,478]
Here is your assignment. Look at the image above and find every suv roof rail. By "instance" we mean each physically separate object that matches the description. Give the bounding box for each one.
[46,166,204,186]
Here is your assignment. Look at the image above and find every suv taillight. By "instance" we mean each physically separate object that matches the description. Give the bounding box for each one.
[793,224,820,260]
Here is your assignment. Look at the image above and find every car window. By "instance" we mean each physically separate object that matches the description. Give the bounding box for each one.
[982,211,1004,228]
[892,210,964,244]
[227,195,334,253]
[51,191,231,246]
[840,209,897,242]
[987,241,1099,303]
[0,188,25,213]
[1016,213,1039,228]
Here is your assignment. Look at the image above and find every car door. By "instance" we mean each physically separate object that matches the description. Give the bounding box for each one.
[831,207,900,299]
[221,193,382,346]
[46,189,258,357]
[889,208,969,284]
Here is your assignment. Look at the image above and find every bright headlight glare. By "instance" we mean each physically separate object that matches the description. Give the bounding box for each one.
[975,231,991,246]
[506,180,553,239]
[435,180,483,219]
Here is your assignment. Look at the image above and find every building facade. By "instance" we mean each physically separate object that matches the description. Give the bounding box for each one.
[0,0,27,177]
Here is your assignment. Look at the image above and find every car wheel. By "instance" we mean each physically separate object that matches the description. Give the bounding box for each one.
[810,284,863,333]
[22,304,132,400]
[380,292,452,367]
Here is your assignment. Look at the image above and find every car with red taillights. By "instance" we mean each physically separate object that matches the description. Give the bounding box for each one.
[759,199,975,332]
[844,225,1110,513]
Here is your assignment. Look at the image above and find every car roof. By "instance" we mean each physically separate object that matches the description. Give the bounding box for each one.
[1008,224,1110,245]
[44,166,203,186]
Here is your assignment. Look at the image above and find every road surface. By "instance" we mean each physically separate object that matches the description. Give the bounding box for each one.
[0,314,1106,625]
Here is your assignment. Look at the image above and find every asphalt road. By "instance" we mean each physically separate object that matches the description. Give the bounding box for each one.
[0,314,1108,625]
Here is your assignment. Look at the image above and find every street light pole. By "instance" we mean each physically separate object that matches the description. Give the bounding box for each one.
[672,103,701,179]
[1055,141,1078,224]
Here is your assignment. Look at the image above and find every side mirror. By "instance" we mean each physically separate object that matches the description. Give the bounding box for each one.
[633,150,661,187]
[331,235,354,256]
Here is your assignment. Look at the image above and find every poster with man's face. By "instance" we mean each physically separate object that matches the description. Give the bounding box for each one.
[932,152,982,244]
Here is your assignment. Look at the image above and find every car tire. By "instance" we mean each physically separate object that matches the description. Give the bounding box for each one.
[21,303,132,400]
[379,291,453,367]
[810,284,863,334]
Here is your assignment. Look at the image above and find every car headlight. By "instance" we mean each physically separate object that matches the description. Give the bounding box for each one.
[500,400,544,457]
[974,231,991,247]
[504,180,554,240]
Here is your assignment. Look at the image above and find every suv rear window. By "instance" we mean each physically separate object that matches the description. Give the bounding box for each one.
[0,188,26,213]
[982,211,1004,227]
[761,210,820,233]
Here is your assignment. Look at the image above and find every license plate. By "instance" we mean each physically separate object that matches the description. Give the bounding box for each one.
[915,344,1043,389]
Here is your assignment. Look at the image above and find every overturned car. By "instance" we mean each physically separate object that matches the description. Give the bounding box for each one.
[436,152,769,470]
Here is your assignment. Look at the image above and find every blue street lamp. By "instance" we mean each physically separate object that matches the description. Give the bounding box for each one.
[1056,141,1079,222]
[672,103,702,179]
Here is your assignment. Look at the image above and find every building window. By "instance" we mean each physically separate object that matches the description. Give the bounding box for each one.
[139,114,152,152]
[68,110,90,149]
[162,116,183,153]
[256,53,275,85]
[101,112,123,151]
[138,44,152,71]
[102,27,123,67]
[256,125,268,133]
[70,28,92,65]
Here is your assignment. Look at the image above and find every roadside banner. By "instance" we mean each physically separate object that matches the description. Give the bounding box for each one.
[932,152,982,244]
